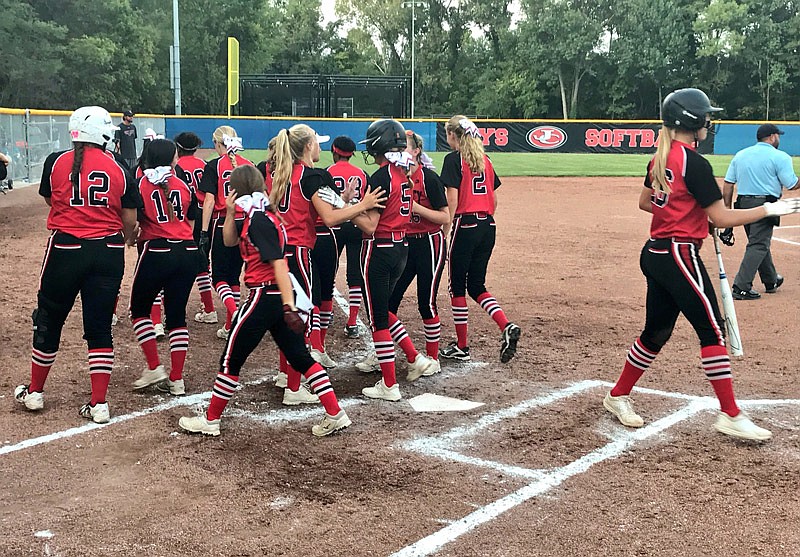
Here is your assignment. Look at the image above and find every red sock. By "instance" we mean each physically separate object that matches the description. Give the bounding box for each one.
[150,294,162,325]
[132,317,160,369]
[347,286,361,326]
[168,327,189,381]
[279,350,288,373]
[423,317,440,359]
[373,329,396,387]
[223,297,237,329]
[701,344,739,416]
[388,312,418,362]
[305,364,341,415]
[30,348,56,392]
[451,296,469,348]
[88,348,113,405]
[308,307,323,351]
[199,285,215,313]
[476,292,510,330]
[207,373,240,421]
[611,338,658,397]
[287,367,302,391]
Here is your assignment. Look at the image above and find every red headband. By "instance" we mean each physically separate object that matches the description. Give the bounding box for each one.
[332,145,354,157]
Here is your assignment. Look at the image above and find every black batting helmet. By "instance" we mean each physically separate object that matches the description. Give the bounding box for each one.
[661,88,723,130]
[359,119,407,156]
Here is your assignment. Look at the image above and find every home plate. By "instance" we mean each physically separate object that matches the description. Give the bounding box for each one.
[407,393,485,412]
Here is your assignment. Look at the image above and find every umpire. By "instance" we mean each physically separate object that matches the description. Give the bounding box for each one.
[723,123,799,300]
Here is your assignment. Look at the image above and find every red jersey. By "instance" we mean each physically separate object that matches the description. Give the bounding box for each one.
[198,154,253,215]
[178,154,206,209]
[238,208,286,286]
[645,140,721,240]
[325,160,368,229]
[368,162,412,237]
[407,166,448,235]
[39,146,141,239]
[275,164,331,248]
[137,174,196,241]
[440,151,501,216]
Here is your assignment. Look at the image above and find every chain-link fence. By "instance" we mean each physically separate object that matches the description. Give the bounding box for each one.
[0,109,165,185]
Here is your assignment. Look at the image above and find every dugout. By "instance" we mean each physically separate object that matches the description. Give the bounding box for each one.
[240,75,410,119]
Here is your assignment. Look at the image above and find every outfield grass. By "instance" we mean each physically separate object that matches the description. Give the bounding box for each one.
[239,150,799,178]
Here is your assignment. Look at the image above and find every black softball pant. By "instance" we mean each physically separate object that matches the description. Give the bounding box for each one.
[361,237,408,331]
[130,239,199,329]
[389,231,446,319]
[33,232,125,352]
[448,214,495,300]
[210,216,243,287]
[335,222,364,288]
[639,238,726,350]
[311,228,338,307]
[219,285,316,376]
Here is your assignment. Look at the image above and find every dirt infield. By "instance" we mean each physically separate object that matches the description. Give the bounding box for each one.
[2,178,800,556]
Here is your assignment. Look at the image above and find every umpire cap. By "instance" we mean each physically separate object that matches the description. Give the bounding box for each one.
[757,124,784,140]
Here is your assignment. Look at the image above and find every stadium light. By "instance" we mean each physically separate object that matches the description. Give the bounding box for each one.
[402,1,427,119]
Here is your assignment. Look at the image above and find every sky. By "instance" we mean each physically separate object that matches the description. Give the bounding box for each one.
[320,2,523,29]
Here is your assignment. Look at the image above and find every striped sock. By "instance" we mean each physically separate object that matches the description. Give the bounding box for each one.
[215,282,237,329]
[476,291,510,330]
[306,364,341,415]
[702,345,738,416]
[347,286,362,327]
[231,285,241,308]
[611,338,658,396]
[309,307,323,351]
[196,272,215,313]
[30,348,57,392]
[88,348,113,405]
[319,300,333,344]
[373,329,396,387]
[423,317,441,359]
[388,312,418,362]
[132,317,160,369]
[207,373,240,421]
[168,327,189,381]
[451,296,469,348]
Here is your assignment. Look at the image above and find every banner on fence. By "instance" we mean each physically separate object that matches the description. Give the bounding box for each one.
[436,121,714,154]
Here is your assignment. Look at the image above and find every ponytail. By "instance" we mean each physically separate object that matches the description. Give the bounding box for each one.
[71,143,85,191]
[271,129,293,208]
[160,181,175,221]
[650,126,673,195]
[445,114,485,174]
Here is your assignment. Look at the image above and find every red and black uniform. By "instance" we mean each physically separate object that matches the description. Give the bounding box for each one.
[328,160,368,329]
[203,202,342,422]
[610,140,736,415]
[179,154,215,315]
[388,165,448,359]
[129,172,199,379]
[199,154,253,326]
[30,146,141,402]
[440,151,511,349]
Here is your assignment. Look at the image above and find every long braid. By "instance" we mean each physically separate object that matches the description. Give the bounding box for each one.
[71,143,85,191]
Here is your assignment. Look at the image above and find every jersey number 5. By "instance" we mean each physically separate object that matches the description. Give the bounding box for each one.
[70,171,110,207]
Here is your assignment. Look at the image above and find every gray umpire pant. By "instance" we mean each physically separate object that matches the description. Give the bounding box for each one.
[733,195,780,290]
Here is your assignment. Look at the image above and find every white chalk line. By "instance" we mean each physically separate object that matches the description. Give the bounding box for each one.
[773,236,800,247]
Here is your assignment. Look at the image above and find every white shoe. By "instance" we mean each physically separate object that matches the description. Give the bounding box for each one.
[179,414,221,436]
[714,411,772,441]
[79,402,110,424]
[153,323,166,340]
[111,313,118,327]
[406,353,436,382]
[282,384,320,406]
[216,327,230,340]
[422,358,441,377]
[14,385,44,411]
[156,378,186,396]
[312,410,352,437]
[133,364,168,390]
[356,352,380,373]
[362,379,401,401]
[603,392,644,428]
[194,310,218,324]
[310,348,338,369]
[274,371,288,389]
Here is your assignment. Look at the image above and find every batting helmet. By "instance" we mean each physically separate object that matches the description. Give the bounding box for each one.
[69,106,118,149]
[359,119,407,156]
[661,88,723,130]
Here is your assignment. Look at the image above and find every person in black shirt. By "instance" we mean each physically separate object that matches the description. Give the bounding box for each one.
[114,109,138,169]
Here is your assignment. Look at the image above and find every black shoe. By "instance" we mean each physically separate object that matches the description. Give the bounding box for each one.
[500,323,522,363]
[344,324,360,338]
[765,275,784,294]
[440,341,470,361]
[732,286,761,300]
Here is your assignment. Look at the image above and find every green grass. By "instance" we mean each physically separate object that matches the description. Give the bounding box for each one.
[238,150,799,178]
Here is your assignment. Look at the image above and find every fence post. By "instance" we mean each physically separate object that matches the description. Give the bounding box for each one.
[23,108,31,181]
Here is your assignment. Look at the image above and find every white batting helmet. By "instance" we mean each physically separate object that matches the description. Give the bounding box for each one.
[68,106,118,148]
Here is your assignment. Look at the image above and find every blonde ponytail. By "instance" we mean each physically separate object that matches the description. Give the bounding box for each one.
[445,114,485,174]
[268,124,315,208]
[650,126,673,194]
[212,125,239,169]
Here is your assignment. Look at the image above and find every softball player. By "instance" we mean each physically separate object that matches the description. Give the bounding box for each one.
[270,124,386,383]
[198,126,252,340]
[356,119,436,401]
[385,130,449,380]
[604,88,800,441]
[129,139,199,395]
[175,131,218,324]
[14,106,141,423]
[440,115,522,363]
[179,165,351,437]
[327,136,368,338]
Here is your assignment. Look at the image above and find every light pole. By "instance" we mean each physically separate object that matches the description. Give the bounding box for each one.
[402,1,427,119]
[171,0,182,115]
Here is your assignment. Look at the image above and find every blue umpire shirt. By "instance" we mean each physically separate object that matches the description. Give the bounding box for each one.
[724,142,798,197]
